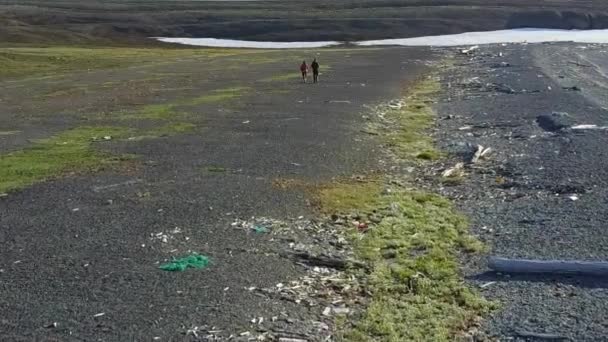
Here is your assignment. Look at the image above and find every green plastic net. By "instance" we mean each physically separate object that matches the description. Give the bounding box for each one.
[159,253,210,272]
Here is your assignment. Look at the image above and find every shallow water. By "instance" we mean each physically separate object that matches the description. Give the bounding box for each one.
[156,28,608,48]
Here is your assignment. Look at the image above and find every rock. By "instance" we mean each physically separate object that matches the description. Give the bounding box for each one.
[278,338,308,342]
[491,62,510,68]
[536,112,574,132]
[332,307,351,315]
[44,322,58,328]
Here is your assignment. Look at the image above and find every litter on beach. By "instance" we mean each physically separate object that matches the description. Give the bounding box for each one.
[159,253,210,272]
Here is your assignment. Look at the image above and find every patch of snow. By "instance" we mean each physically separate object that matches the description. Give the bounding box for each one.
[356,28,608,47]
[154,37,340,49]
[155,28,608,49]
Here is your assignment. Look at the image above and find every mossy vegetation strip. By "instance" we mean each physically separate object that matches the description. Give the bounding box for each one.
[0,126,131,193]
[120,86,251,121]
[0,47,249,79]
[315,75,494,341]
[383,77,442,161]
[343,189,491,341]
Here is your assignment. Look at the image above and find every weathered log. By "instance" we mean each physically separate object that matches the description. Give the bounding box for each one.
[489,257,608,276]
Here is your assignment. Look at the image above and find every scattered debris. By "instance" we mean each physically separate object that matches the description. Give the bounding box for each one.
[442,162,465,177]
[44,322,58,329]
[360,129,379,135]
[568,60,592,68]
[93,313,105,318]
[278,338,308,342]
[253,225,269,234]
[92,179,142,192]
[461,45,479,54]
[288,251,364,270]
[328,100,351,104]
[562,86,581,91]
[159,253,210,272]
[568,194,579,201]
[480,281,496,289]
[486,82,516,94]
[388,100,405,109]
[470,145,492,164]
[186,326,201,338]
[242,120,250,124]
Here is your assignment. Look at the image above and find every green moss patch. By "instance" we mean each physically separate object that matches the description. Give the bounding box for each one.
[314,180,384,215]
[0,126,131,193]
[344,190,491,341]
[186,86,251,106]
[125,122,197,141]
[121,104,181,121]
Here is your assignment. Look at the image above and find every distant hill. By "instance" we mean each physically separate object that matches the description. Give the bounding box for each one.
[1,0,608,45]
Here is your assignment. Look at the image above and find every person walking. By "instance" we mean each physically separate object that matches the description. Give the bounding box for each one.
[311,58,320,83]
[300,60,308,83]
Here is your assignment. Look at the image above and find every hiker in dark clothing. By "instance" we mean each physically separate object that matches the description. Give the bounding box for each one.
[300,60,308,83]
[311,58,319,83]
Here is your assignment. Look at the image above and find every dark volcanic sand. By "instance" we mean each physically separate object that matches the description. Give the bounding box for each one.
[435,43,608,341]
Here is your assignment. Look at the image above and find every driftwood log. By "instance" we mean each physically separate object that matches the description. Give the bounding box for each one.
[489,257,608,276]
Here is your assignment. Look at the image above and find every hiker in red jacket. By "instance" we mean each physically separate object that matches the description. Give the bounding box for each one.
[300,60,308,83]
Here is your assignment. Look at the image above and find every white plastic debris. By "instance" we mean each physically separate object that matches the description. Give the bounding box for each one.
[442,162,465,177]
[461,45,479,54]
